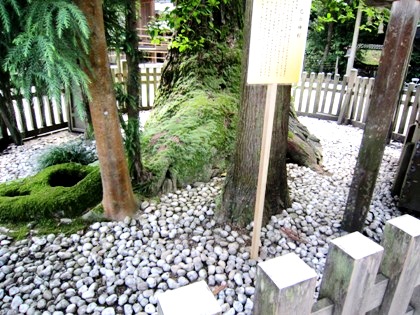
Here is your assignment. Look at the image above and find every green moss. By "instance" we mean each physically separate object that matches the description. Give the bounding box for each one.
[3,218,90,241]
[142,90,238,193]
[138,43,242,194]
[0,163,102,222]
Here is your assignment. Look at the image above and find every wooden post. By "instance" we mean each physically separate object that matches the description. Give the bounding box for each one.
[342,0,420,232]
[318,232,384,315]
[297,72,308,112]
[305,72,316,113]
[355,77,369,123]
[157,281,221,315]
[367,215,420,315]
[250,83,277,259]
[328,73,341,115]
[313,72,325,113]
[362,78,375,123]
[337,69,357,124]
[254,253,317,314]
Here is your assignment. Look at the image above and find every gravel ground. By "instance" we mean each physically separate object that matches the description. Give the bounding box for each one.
[0,131,82,184]
[0,118,405,315]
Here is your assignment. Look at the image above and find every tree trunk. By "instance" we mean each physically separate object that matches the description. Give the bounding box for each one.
[0,75,23,145]
[125,0,145,183]
[218,0,291,227]
[75,0,137,220]
[266,86,291,219]
[319,22,334,73]
[143,0,322,203]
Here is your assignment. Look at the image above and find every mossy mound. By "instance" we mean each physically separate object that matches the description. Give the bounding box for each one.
[142,90,238,194]
[0,163,102,222]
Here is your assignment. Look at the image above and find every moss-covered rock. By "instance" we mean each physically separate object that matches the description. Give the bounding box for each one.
[0,163,102,222]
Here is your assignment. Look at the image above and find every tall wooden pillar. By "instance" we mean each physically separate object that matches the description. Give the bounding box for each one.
[342,0,420,232]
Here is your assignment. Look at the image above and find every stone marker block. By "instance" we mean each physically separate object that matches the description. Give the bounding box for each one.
[157,280,221,315]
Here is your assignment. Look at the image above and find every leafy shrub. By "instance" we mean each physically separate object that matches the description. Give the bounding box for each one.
[37,140,97,170]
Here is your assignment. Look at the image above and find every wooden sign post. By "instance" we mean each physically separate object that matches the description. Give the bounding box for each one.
[248,0,312,259]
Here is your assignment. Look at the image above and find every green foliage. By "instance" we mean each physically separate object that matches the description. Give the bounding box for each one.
[311,0,355,32]
[103,0,128,52]
[0,163,102,222]
[305,0,390,73]
[37,140,98,171]
[359,6,389,33]
[2,0,90,108]
[0,0,20,34]
[149,0,242,54]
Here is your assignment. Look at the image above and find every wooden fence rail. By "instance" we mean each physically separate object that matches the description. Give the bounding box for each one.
[2,67,419,147]
[0,63,163,147]
[157,214,420,315]
[293,70,420,142]
[0,92,69,144]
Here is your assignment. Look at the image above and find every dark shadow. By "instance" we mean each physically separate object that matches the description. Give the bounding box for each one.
[48,169,87,187]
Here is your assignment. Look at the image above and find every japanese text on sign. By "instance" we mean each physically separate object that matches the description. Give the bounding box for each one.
[247,0,312,84]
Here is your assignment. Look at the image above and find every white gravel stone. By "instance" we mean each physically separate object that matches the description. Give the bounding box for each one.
[102,307,115,315]
[0,119,406,315]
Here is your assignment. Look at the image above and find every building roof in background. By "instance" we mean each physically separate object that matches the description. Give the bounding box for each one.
[357,44,383,66]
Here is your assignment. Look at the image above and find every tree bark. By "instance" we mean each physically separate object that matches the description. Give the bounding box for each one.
[75,0,137,220]
[218,0,290,227]
[0,74,23,145]
[125,0,145,183]
[266,86,291,219]
[342,0,420,232]
[319,22,334,73]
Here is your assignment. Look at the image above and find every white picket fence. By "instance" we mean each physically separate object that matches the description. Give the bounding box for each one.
[293,70,420,142]
[157,214,420,315]
[109,59,164,109]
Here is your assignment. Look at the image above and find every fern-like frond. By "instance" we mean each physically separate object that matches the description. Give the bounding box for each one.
[56,6,70,38]
[5,0,91,106]
[0,0,20,33]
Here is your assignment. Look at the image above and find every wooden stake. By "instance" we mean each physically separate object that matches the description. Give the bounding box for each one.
[251,83,278,259]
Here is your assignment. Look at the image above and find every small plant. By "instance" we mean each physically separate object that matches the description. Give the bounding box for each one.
[37,140,97,170]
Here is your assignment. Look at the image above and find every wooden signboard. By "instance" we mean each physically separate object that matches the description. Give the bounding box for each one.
[247,0,312,85]
[248,0,312,259]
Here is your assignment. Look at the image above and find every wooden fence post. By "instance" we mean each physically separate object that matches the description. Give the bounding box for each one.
[367,215,420,315]
[313,72,325,113]
[297,71,308,113]
[320,73,332,113]
[318,232,383,315]
[328,73,341,115]
[355,77,369,123]
[157,280,221,315]
[362,77,375,123]
[254,253,317,314]
[337,69,358,124]
[398,83,416,135]
[305,72,317,113]
[338,69,358,124]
